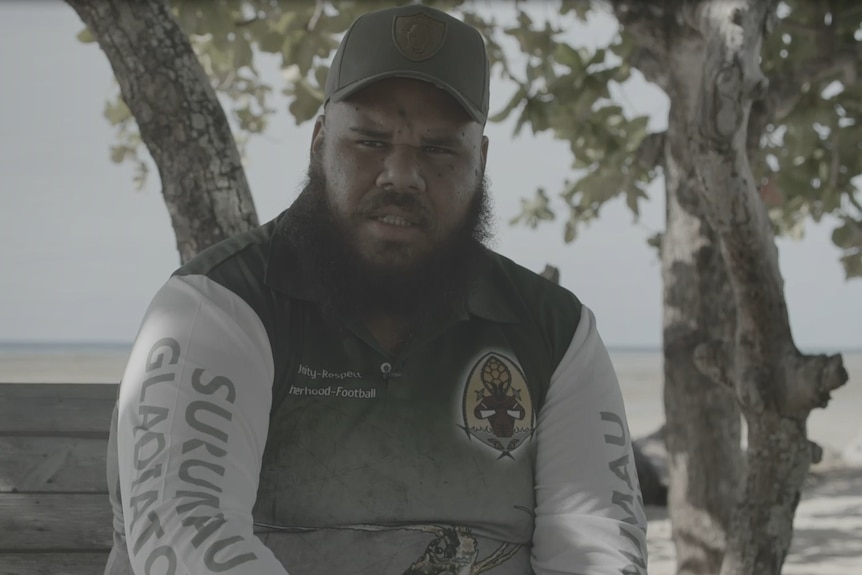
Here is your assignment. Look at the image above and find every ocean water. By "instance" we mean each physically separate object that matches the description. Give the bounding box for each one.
[0,341,665,386]
[0,341,132,385]
[1,342,859,453]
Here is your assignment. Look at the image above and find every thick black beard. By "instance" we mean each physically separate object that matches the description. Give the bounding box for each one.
[279,160,494,334]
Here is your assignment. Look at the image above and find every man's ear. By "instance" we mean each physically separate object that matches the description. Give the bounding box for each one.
[310,115,326,159]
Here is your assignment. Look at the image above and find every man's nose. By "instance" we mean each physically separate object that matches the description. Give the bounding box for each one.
[376,144,425,193]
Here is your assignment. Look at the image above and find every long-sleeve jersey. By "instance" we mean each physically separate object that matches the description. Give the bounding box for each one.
[104,215,648,575]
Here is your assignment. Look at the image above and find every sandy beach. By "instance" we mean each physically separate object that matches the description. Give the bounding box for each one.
[1,348,860,573]
[611,351,862,459]
[618,351,862,575]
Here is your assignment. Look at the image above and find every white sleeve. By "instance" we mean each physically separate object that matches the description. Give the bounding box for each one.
[116,274,289,574]
[532,306,648,575]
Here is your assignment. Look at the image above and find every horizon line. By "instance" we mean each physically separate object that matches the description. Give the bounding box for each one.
[1,339,860,355]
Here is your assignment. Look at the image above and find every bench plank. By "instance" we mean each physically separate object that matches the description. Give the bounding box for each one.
[0,493,112,551]
[0,436,108,493]
[0,552,110,575]
[0,383,117,436]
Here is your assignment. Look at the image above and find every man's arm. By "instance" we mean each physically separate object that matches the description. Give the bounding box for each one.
[114,274,289,574]
[532,306,648,575]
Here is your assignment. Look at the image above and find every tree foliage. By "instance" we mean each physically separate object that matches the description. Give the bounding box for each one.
[754,0,862,277]
[76,0,862,277]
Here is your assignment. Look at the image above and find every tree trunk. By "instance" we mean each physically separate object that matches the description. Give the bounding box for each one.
[65,0,258,263]
[612,4,745,573]
[662,94,744,575]
[684,2,849,573]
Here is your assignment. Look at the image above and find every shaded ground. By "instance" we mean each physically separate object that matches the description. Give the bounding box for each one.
[645,463,862,575]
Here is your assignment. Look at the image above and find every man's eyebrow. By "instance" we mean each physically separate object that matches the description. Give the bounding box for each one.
[348,126,462,148]
[349,127,390,139]
[421,135,461,148]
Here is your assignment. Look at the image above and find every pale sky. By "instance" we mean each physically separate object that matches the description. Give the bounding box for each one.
[1,1,860,350]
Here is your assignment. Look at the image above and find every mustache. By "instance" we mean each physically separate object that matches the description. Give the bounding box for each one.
[355,189,431,227]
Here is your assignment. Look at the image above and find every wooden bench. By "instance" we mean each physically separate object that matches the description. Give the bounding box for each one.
[0,383,117,574]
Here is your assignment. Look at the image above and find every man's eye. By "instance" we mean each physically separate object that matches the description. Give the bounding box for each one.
[422,145,449,154]
[358,140,385,148]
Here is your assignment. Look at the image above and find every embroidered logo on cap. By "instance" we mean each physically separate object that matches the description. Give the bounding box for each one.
[393,11,447,62]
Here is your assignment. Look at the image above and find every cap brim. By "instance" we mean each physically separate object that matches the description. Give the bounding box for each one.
[327,70,485,124]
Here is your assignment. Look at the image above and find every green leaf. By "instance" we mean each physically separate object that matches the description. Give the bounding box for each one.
[564,219,577,243]
[258,32,285,54]
[235,105,266,134]
[287,79,323,124]
[317,9,359,34]
[572,154,595,170]
[510,187,557,229]
[831,220,862,249]
[103,98,131,125]
[516,9,534,30]
[489,85,528,124]
[609,34,634,59]
[314,65,330,92]
[572,0,593,21]
[109,145,126,164]
[613,62,632,82]
[554,44,584,71]
[132,160,149,192]
[291,36,319,76]
[587,48,606,68]
[840,251,862,279]
[559,0,593,21]
[76,27,96,44]
[626,115,651,148]
[646,232,663,253]
[233,36,254,70]
[271,11,300,34]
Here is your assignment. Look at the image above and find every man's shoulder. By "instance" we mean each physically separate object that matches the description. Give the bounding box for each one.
[486,251,582,321]
[173,217,280,283]
[167,216,286,340]
[476,251,584,388]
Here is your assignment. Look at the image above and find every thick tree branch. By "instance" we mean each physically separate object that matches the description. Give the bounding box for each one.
[691,1,787,371]
[687,2,848,573]
[610,0,687,33]
[609,0,697,92]
[692,339,735,391]
[785,352,849,415]
[66,0,258,263]
[628,45,672,91]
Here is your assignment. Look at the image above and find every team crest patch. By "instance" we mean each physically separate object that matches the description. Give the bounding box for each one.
[393,12,447,62]
[460,352,535,459]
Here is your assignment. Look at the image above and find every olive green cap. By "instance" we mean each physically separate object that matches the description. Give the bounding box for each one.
[324,4,490,124]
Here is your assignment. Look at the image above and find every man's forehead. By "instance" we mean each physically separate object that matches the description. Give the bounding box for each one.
[338,105,468,130]
[335,77,475,124]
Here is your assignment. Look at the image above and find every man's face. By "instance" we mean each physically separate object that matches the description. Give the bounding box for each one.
[310,77,489,272]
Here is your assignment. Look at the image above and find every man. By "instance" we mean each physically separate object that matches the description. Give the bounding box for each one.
[105,5,647,575]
